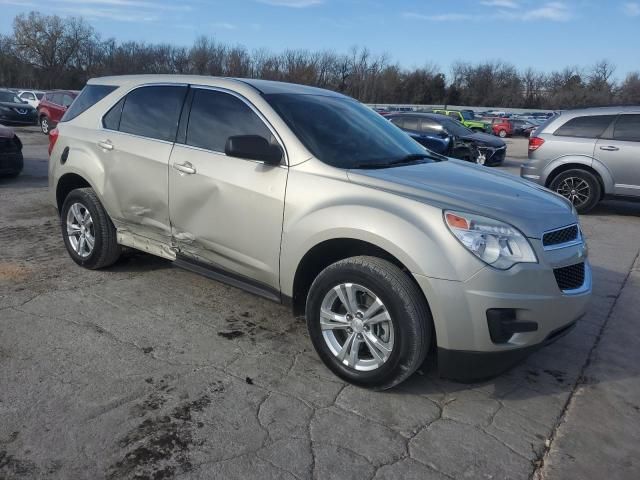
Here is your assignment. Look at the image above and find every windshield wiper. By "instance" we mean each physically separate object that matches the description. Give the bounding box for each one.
[351,153,434,170]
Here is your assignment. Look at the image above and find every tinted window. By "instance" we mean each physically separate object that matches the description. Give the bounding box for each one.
[21,92,35,100]
[186,89,273,153]
[62,85,117,122]
[554,115,616,138]
[266,93,433,169]
[420,119,442,133]
[102,97,125,130]
[36,93,44,100]
[50,93,63,105]
[119,86,187,142]
[403,117,419,131]
[390,117,404,128]
[612,114,640,142]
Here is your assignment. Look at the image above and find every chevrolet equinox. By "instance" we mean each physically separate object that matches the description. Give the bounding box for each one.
[49,75,592,389]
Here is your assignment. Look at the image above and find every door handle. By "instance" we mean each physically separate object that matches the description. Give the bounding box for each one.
[599,145,619,151]
[97,140,113,151]
[173,162,196,175]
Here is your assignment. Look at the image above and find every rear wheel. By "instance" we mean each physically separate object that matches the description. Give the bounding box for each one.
[60,188,121,269]
[40,116,51,135]
[498,129,507,138]
[549,169,601,214]
[306,256,431,390]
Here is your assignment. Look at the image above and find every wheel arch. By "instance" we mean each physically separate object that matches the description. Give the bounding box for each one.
[56,173,93,213]
[289,238,426,318]
[545,161,609,198]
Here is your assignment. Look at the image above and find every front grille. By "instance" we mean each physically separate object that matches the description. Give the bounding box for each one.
[553,263,585,291]
[543,225,579,247]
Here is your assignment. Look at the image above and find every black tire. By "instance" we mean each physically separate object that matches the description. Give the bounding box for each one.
[60,188,121,269]
[549,169,601,214]
[40,116,51,135]
[305,256,432,390]
[498,129,507,138]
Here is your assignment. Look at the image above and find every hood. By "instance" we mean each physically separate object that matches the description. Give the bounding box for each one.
[0,101,36,111]
[461,131,505,147]
[347,160,576,238]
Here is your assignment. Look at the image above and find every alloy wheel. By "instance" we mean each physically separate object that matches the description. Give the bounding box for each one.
[556,177,591,208]
[41,118,49,134]
[66,202,95,258]
[320,283,395,371]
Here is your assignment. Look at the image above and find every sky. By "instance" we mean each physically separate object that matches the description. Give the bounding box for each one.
[1,0,638,78]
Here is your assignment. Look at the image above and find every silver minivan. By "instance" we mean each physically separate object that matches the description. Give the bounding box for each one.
[521,107,640,213]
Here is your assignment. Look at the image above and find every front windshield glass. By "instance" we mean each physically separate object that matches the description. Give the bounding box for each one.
[0,91,24,103]
[265,93,434,168]
[439,117,474,136]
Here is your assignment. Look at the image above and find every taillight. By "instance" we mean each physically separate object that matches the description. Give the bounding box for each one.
[528,136,545,152]
[48,128,59,156]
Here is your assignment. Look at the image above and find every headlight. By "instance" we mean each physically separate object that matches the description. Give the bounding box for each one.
[444,211,537,269]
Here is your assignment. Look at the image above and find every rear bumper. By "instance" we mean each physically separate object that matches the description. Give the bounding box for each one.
[437,320,577,382]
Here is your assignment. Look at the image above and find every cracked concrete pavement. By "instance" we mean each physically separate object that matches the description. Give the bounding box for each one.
[1,130,639,479]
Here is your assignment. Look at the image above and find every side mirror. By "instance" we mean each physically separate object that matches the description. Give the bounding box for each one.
[225,135,283,165]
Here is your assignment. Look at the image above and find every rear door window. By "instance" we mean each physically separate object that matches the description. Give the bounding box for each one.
[185,89,273,153]
[554,115,616,138]
[420,119,442,134]
[118,85,188,142]
[62,85,117,122]
[402,117,419,131]
[612,114,640,142]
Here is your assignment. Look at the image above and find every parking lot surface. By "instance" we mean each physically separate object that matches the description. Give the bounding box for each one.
[1,129,639,479]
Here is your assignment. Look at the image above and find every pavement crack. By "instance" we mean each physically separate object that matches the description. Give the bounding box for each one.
[530,248,640,479]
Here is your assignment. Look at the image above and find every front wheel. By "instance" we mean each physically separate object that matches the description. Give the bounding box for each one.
[306,256,431,390]
[549,169,601,214]
[498,129,507,138]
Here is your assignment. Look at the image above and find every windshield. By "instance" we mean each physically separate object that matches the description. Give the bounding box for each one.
[0,91,24,104]
[460,111,475,120]
[265,93,433,169]
[439,117,474,136]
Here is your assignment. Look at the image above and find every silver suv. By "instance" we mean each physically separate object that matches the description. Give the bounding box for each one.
[521,107,640,213]
[49,75,591,389]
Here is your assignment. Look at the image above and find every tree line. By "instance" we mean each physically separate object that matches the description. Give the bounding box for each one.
[1,11,639,110]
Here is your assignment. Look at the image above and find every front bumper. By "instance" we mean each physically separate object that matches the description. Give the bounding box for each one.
[0,112,38,125]
[414,250,592,381]
[0,151,23,175]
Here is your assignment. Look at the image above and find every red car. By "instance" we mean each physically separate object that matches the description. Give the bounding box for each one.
[490,118,513,138]
[37,90,78,135]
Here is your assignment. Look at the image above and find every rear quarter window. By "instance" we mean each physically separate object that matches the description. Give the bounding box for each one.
[553,115,616,139]
[612,114,640,142]
[62,85,117,122]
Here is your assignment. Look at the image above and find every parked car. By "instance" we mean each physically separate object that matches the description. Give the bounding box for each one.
[522,107,640,213]
[432,109,491,133]
[510,119,536,137]
[37,90,78,134]
[389,113,507,166]
[18,90,46,108]
[0,124,23,177]
[50,76,591,388]
[491,118,513,138]
[0,89,38,126]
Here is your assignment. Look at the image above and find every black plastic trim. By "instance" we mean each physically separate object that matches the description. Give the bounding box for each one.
[174,254,281,303]
[438,320,578,382]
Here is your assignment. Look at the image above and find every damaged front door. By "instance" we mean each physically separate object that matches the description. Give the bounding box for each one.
[168,87,288,290]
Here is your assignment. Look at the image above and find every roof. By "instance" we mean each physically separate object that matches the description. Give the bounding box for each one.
[87,74,345,98]
[560,106,640,115]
